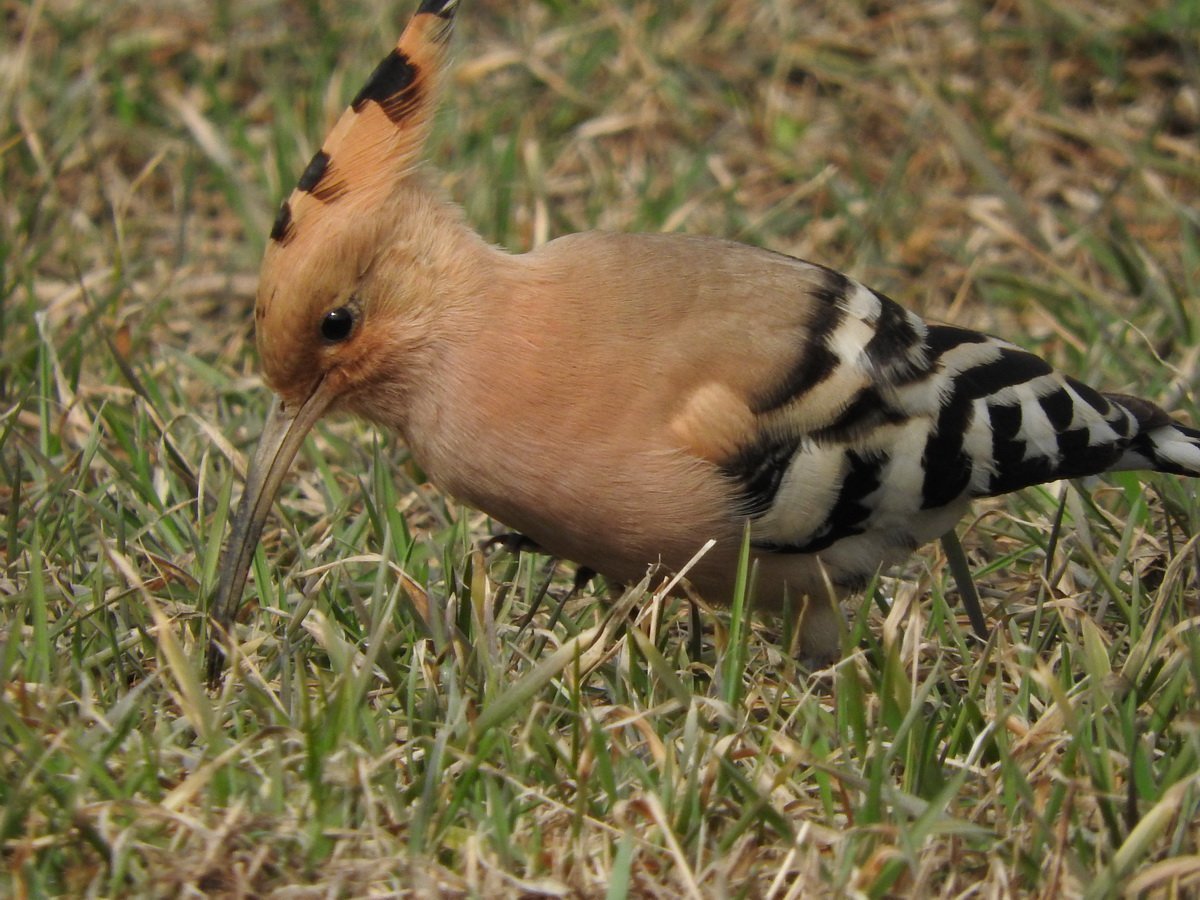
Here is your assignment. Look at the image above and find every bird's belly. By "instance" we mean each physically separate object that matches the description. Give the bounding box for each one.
[417,432,741,587]
[412,419,973,605]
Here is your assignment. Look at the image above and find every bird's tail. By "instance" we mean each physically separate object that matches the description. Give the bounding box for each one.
[1105,393,1200,477]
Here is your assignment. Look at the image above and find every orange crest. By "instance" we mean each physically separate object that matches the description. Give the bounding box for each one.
[267,0,459,249]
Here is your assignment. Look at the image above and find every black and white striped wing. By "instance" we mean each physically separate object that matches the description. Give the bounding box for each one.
[719,264,1187,584]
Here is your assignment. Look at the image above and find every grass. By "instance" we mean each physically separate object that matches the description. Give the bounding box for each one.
[3,0,1200,895]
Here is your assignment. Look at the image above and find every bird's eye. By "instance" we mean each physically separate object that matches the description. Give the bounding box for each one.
[321,306,355,343]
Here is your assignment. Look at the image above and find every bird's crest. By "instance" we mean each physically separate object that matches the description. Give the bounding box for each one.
[266,0,459,250]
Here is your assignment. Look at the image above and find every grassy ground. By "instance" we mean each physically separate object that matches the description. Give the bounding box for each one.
[3,0,1200,895]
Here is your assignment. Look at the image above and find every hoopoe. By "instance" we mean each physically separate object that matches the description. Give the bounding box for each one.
[206,0,1200,684]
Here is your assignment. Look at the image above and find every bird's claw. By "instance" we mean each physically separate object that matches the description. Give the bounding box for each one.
[482,532,544,556]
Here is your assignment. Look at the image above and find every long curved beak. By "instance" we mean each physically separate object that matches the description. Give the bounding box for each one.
[206,379,339,686]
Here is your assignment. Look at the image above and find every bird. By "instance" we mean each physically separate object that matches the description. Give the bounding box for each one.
[205,0,1200,685]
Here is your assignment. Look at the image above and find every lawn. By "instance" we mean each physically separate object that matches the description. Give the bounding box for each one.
[3,0,1200,895]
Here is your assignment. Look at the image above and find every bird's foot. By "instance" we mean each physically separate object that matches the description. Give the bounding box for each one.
[571,566,598,594]
[482,531,544,556]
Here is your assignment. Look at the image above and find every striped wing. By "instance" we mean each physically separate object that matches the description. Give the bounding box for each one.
[720,264,1148,563]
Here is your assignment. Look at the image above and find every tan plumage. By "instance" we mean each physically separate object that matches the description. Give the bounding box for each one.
[206,0,1200,683]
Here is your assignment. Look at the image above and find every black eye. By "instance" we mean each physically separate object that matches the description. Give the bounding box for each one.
[320,306,355,343]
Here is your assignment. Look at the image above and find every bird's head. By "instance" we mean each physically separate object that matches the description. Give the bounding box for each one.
[206,0,461,685]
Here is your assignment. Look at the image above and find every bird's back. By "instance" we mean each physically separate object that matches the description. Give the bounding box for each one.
[408,229,1200,610]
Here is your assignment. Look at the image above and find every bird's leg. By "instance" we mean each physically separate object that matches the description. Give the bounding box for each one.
[533,565,603,652]
[482,530,554,623]
[480,532,552,633]
[571,566,599,596]
[481,531,600,639]
[939,531,990,641]
[482,531,545,556]
[521,565,600,636]
[685,586,704,663]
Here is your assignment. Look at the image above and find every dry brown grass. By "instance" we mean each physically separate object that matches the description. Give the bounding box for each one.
[3,0,1199,896]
